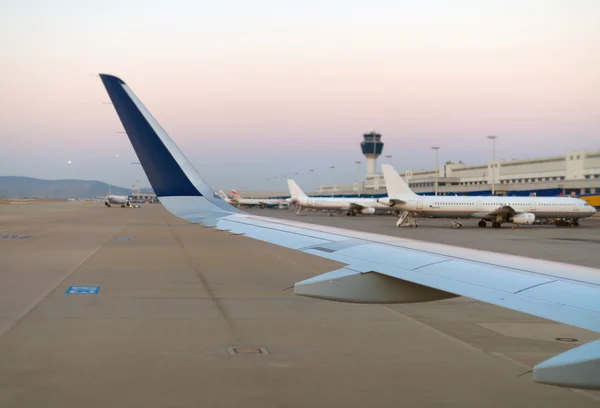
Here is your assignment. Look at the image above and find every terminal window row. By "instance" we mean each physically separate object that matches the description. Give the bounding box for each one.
[432,202,573,206]
[457,176,600,186]
[500,177,565,184]
[452,177,566,186]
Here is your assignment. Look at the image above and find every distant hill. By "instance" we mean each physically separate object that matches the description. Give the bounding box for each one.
[0,176,153,199]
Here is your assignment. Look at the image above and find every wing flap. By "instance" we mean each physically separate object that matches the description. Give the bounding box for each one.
[520,281,600,313]
[418,260,555,294]
[334,243,450,271]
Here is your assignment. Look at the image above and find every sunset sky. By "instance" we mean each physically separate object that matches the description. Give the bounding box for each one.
[1,0,598,191]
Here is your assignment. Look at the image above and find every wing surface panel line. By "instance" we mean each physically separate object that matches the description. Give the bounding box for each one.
[514,280,558,294]
[411,259,453,271]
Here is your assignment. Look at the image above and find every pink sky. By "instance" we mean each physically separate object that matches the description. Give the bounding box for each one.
[1,0,599,191]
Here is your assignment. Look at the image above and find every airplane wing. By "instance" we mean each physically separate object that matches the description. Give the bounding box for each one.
[347,202,378,214]
[487,205,517,217]
[378,198,407,207]
[486,206,535,223]
[349,202,367,209]
[99,74,600,391]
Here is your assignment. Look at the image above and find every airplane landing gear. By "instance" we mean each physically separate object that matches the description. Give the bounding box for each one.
[555,219,579,227]
[478,220,487,228]
[492,221,501,228]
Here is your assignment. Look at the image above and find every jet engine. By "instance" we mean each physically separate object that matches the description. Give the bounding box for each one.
[361,207,376,215]
[377,198,402,207]
[509,213,535,225]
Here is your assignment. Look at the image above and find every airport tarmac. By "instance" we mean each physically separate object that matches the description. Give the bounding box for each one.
[1,201,599,407]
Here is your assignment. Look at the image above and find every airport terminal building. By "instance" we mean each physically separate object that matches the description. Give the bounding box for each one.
[361,149,600,197]
[128,193,159,203]
[316,132,600,199]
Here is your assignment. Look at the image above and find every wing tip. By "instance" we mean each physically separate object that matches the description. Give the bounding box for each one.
[99,73,126,85]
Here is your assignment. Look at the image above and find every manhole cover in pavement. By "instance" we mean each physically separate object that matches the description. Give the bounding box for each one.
[227,347,269,355]
[555,337,578,342]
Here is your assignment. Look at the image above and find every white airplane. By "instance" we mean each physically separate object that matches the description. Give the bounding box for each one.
[100,73,600,390]
[104,184,131,208]
[231,189,287,208]
[216,190,235,205]
[288,179,393,216]
[380,164,596,228]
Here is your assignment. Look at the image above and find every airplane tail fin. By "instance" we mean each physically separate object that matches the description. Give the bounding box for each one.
[381,164,417,198]
[99,74,243,222]
[287,179,308,200]
[231,189,243,200]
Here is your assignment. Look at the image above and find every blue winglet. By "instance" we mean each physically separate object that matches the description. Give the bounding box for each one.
[99,74,242,217]
[100,74,201,197]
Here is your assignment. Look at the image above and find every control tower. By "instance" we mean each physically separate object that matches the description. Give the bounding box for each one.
[360,130,384,176]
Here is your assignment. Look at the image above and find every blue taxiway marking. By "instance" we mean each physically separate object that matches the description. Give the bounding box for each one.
[66,286,100,295]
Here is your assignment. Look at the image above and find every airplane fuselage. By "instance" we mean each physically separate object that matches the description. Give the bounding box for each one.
[295,197,391,213]
[390,195,595,220]
[105,195,130,207]
[233,198,286,207]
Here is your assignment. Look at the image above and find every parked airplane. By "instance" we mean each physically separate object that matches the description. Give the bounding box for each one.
[216,190,235,205]
[231,189,287,208]
[288,179,393,216]
[100,73,600,390]
[380,165,596,228]
[104,184,131,208]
